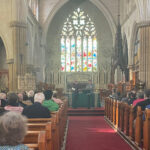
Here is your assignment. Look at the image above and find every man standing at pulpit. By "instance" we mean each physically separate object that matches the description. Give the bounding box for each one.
[72,81,79,108]
[86,80,94,109]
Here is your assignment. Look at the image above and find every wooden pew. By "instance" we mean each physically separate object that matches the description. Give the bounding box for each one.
[143,109,150,150]
[129,105,136,140]
[24,131,46,150]
[27,122,52,150]
[115,101,120,127]
[105,96,150,150]
[123,103,130,136]
[110,99,113,122]
[28,117,59,150]
[51,111,60,150]
[108,98,111,120]
[26,101,68,150]
[135,106,143,146]
[119,102,125,131]
[113,100,117,125]
[58,105,65,147]
[105,98,108,117]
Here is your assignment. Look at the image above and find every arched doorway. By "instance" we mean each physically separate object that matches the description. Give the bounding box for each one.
[0,37,8,92]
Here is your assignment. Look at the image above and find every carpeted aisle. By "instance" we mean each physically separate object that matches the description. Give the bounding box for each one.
[65,116,133,150]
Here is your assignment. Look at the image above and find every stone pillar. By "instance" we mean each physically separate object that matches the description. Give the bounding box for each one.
[9,21,27,91]
[140,26,150,88]
[6,59,14,91]
[128,65,133,81]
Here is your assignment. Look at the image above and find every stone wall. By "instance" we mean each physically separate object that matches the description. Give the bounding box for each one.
[45,0,113,90]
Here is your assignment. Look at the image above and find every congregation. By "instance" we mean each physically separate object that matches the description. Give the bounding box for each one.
[0,89,65,150]
[110,88,150,114]
[1,0,150,149]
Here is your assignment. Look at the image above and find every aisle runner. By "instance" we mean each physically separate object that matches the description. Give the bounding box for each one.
[65,116,132,150]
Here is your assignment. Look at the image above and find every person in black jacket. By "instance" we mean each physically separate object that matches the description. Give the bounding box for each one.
[72,81,79,108]
[22,92,51,118]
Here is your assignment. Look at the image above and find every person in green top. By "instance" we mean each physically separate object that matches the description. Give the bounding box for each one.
[42,90,59,111]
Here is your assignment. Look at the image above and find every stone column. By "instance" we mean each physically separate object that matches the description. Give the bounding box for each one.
[140,26,150,88]
[6,59,14,91]
[9,21,27,91]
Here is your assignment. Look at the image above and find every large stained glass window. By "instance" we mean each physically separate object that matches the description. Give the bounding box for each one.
[61,8,97,72]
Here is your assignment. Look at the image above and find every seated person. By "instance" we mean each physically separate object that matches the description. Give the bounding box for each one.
[127,92,136,105]
[22,92,51,118]
[52,91,63,105]
[18,93,32,108]
[22,91,28,101]
[0,111,29,150]
[110,88,117,99]
[27,90,34,104]
[0,92,7,107]
[143,104,150,121]
[4,93,23,113]
[43,90,59,111]
[132,92,144,107]
[133,89,150,112]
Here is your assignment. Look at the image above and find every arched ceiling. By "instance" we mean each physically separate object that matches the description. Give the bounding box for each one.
[41,0,118,45]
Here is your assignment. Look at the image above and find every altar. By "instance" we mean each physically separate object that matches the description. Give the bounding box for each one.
[65,73,101,108]
[70,91,101,108]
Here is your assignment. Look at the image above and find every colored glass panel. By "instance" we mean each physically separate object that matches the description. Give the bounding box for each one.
[61,37,65,72]
[77,36,82,72]
[93,37,97,72]
[71,37,75,72]
[88,37,92,72]
[66,37,70,72]
[83,37,87,72]
[61,8,97,72]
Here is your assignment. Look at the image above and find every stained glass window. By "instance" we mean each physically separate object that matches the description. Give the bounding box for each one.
[61,8,97,72]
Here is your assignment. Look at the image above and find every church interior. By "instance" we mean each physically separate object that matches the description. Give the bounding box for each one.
[0,0,150,150]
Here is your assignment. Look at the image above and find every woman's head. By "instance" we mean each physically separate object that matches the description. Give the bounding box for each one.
[0,93,6,100]
[0,111,27,146]
[7,93,19,106]
[53,91,58,98]
[18,93,23,102]
[44,90,53,100]
[27,90,34,98]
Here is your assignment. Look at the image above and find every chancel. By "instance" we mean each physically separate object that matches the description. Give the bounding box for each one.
[0,0,150,150]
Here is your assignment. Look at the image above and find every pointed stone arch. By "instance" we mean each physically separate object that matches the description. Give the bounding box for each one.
[0,32,9,60]
[42,0,116,46]
[0,36,9,91]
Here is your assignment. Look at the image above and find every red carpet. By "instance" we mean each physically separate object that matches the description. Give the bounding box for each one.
[68,108,105,116]
[65,116,133,150]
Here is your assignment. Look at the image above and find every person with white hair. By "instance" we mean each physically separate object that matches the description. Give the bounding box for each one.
[0,111,29,149]
[22,92,51,118]
[27,90,34,104]
[0,92,7,107]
